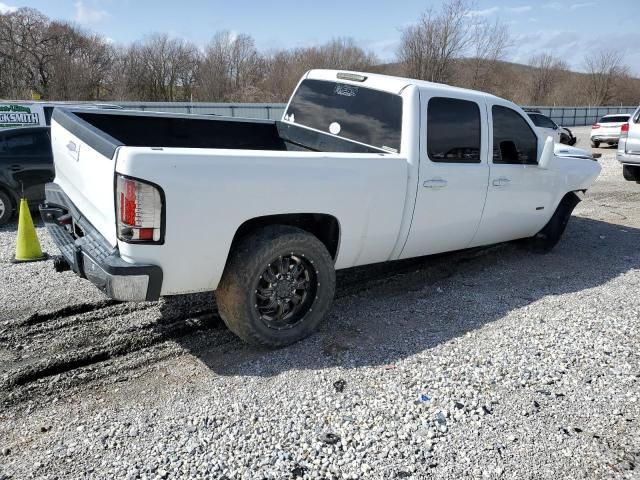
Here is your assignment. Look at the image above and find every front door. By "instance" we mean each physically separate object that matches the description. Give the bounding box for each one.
[470,104,555,248]
[401,95,490,259]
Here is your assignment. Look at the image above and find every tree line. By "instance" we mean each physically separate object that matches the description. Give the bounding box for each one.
[0,1,637,106]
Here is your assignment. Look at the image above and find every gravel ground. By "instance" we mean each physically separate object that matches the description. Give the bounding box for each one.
[0,126,639,479]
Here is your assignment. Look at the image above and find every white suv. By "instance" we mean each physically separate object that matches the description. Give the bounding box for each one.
[591,114,631,148]
[617,106,640,181]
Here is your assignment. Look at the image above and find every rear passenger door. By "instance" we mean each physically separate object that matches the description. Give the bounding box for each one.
[401,95,490,259]
[470,103,556,247]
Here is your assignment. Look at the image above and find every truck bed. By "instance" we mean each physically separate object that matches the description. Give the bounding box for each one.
[54,109,381,157]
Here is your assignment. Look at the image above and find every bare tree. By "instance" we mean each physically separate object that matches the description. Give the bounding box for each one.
[397,0,471,83]
[527,53,568,105]
[122,34,200,101]
[583,49,629,106]
[0,8,71,98]
[467,17,511,90]
[261,38,378,102]
[195,31,263,101]
[48,26,115,100]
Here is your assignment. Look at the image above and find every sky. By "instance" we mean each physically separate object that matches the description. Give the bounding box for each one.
[1,0,639,75]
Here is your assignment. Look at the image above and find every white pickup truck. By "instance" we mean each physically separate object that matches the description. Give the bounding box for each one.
[41,70,601,347]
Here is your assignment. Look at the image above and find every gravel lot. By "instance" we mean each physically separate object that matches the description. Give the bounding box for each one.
[0,126,639,479]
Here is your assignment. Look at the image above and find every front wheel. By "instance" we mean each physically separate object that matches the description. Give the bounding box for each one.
[216,225,336,348]
[529,193,581,253]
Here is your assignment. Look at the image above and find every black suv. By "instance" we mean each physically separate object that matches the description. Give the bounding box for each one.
[0,126,54,225]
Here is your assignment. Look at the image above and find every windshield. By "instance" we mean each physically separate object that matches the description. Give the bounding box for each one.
[285,79,403,153]
[599,115,630,123]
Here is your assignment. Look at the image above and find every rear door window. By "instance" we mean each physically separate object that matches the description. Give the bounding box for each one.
[492,106,538,165]
[285,79,403,153]
[6,131,50,155]
[427,97,481,163]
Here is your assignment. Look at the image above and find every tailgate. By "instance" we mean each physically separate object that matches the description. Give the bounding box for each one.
[50,109,124,247]
[600,124,623,134]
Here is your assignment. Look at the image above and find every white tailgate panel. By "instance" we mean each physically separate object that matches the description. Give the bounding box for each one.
[50,120,118,247]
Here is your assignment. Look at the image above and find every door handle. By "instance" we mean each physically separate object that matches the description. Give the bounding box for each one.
[423,178,448,189]
[492,177,511,187]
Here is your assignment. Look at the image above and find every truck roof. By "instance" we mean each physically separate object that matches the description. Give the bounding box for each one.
[305,69,501,102]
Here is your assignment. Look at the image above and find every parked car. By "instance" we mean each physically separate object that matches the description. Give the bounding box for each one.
[0,126,54,225]
[525,111,577,146]
[526,111,562,143]
[41,70,601,347]
[591,114,631,148]
[617,106,640,181]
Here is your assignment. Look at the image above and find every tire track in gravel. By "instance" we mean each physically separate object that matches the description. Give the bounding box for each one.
[1,243,508,407]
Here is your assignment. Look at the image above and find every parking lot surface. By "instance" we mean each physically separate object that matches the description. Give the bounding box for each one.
[0,127,638,479]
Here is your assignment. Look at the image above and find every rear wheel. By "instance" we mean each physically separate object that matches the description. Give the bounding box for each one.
[529,193,580,253]
[0,190,13,226]
[216,225,336,348]
[591,140,600,148]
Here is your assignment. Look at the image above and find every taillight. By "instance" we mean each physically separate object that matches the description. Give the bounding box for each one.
[592,124,600,129]
[116,174,163,243]
[621,123,629,138]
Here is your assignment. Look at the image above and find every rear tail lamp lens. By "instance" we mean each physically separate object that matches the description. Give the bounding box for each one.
[116,174,163,243]
[592,124,600,129]
[620,123,629,138]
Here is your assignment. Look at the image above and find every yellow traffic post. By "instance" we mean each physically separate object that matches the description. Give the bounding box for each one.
[12,198,48,263]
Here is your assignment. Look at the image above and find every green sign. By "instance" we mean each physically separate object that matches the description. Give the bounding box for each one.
[0,104,40,127]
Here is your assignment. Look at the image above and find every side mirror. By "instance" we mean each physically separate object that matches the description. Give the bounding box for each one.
[538,136,554,169]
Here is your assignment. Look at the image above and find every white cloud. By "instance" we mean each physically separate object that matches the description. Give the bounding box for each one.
[542,2,563,9]
[74,1,111,25]
[466,6,500,17]
[0,2,17,14]
[570,2,596,8]
[507,5,533,13]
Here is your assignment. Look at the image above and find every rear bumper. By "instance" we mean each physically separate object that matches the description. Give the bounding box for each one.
[40,183,162,301]
[618,151,640,166]
[591,135,620,143]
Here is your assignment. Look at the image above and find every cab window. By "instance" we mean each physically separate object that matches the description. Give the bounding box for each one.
[427,97,481,163]
[492,106,538,165]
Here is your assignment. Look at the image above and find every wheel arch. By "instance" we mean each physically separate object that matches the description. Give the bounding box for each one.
[229,213,341,261]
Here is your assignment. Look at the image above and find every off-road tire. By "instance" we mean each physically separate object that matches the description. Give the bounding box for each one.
[215,225,336,348]
[529,193,581,253]
[0,190,13,226]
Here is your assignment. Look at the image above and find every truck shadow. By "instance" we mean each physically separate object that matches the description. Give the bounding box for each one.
[159,215,640,377]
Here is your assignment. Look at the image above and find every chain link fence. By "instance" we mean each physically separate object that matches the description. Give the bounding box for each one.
[527,105,638,127]
[112,102,638,127]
